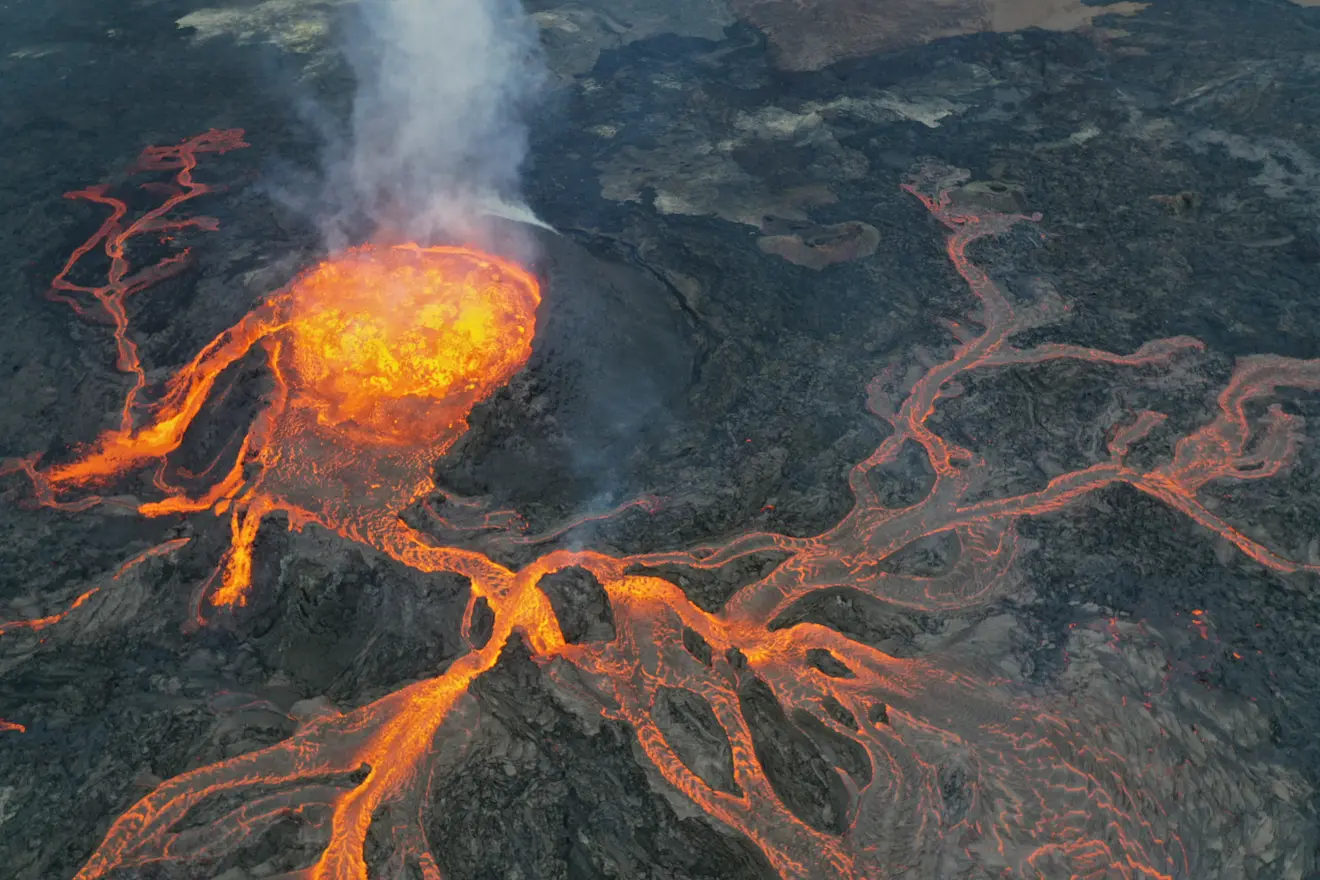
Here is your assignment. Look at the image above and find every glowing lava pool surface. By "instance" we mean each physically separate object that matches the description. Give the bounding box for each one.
[285,243,539,446]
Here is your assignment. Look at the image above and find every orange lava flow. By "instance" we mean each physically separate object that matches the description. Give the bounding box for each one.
[45,129,250,428]
[6,130,540,618]
[0,586,102,638]
[6,146,1319,878]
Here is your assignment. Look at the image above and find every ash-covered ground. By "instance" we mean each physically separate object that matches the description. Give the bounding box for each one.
[2,1,1319,878]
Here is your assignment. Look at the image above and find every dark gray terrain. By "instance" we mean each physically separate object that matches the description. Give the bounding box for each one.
[2,1,1319,878]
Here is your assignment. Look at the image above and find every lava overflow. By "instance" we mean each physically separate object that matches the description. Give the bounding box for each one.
[3,134,1319,879]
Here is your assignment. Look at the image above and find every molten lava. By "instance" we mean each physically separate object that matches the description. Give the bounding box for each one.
[285,244,538,445]
[4,130,541,614]
[4,136,1319,880]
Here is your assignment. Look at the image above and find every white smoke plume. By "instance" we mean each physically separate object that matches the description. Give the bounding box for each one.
[324,0,550,248]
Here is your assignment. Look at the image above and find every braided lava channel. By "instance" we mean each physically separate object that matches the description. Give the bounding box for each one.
[3,136,1319,880]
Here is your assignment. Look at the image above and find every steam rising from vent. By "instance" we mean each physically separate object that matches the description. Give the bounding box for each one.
[329,0,548,246]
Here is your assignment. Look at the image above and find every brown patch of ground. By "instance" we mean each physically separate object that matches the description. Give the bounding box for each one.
[730,0,1148,70]
[757,221,880,269]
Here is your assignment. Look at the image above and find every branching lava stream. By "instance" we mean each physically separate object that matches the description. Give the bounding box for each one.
[4,137,1318,879]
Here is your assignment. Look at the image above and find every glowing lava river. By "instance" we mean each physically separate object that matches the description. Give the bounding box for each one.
[4,131,1320,879]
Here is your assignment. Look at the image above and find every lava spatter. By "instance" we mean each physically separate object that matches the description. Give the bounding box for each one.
[6,142,1319,879]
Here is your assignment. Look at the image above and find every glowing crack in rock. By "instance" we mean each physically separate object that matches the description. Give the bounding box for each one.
[3,136,1319,879]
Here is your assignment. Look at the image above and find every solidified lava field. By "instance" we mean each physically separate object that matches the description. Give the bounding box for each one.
[2,1,1320,879]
